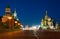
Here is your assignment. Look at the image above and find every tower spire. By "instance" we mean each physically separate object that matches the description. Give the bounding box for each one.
[45,10,49,19]
[6,4,10,8]
[5,5,11,16]
[46,10,48,16]
[13,8,19,21]
[14,8,17,17]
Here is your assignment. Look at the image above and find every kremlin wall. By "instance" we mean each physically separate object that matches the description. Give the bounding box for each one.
[0,5,23,31]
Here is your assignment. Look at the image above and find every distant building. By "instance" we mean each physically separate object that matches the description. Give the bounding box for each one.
[55,22,59,29]
[40,10,54,29]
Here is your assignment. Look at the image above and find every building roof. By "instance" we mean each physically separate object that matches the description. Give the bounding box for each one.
[6,5,10,8]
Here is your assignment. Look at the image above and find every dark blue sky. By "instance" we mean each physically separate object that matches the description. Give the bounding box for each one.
[0,0,60,26]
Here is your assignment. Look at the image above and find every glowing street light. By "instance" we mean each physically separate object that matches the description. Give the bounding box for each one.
[18,23,20,25]
[15,21,18,23]
[8,16,12,20]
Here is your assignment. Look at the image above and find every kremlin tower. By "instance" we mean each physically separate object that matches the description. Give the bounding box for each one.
[5,5,11,16]
[1,5,23,30]
[13,9,19,21]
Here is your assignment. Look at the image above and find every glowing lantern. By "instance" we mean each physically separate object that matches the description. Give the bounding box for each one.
[15,21,18,23]
[8,16,12,20]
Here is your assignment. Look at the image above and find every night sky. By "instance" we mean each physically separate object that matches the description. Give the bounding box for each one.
[0,0,60,26]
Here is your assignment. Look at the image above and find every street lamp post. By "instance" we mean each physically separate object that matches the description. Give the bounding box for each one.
[18,23,21,29]
[15,21,18,26]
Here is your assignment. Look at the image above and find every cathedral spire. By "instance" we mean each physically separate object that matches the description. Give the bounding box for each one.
[46,10,48,16]
[45,10,49,19]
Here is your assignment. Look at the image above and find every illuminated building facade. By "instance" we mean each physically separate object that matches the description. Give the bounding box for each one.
[55,22,59,29]
[1,5,22,30]
[40,10,54,29]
